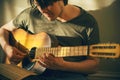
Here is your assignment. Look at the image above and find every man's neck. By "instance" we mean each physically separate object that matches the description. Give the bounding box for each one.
[57,5,81,22]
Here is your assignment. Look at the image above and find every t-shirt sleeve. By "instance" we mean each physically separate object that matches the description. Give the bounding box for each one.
[86,22,100,45]
[12,8,31,30]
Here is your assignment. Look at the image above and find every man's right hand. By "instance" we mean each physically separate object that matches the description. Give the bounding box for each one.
[4,44,26,65]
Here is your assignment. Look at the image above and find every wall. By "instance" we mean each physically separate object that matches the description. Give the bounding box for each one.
[0,0,29,26]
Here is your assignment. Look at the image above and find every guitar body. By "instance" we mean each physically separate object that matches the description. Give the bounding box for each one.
[12,29,52,50]
[6,29,58,70]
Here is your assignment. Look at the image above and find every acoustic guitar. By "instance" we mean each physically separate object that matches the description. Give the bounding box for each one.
[6,28,120,74]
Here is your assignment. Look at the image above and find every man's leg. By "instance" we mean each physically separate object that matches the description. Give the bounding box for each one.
[0,64,36,80]
[0,45,37,80]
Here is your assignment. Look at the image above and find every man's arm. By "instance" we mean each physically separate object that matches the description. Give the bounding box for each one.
[38,53,99,74]
[0,20,16,49]
[0,20,26,64]
[60,57,99,74]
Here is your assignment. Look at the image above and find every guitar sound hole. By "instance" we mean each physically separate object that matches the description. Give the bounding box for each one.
[29,47,36,59]
[22,47,36,69]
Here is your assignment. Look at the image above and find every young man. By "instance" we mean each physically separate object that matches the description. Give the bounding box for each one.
[0,0,100,80]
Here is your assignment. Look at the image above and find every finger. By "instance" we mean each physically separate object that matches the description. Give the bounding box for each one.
[38,60,47,68]
[10,53,24,63]
[44,53,56,65]
[40,53,51,62]
[10,58,21,65]
[17,51,27,57]
[14,53,25,60]
[49,53,55,57]
[14,47,27,56]
[10,55,22,61]
[45,53,55,57]
[37,56,48,67]
[12,51,26,59]
[44,53,54,60]
[38,56,53,68]
[10,61,17,65]
[38,56,47,64]
[38,54,54,67]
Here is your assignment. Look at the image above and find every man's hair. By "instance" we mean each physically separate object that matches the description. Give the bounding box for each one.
[29,0,68,8]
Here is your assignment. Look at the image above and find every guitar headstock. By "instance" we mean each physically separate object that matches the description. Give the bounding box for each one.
[89,43,120,58]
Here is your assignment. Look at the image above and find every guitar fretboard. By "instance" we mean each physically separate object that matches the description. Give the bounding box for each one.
[36,46,88,57]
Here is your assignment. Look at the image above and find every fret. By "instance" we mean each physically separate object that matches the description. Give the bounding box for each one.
[61,47,66,57]
[77,47,79,56]
[82,46,84,56]
[61,47,65,57]
[75,46,80,56]
[53,47,58,57]
[78,46,85,56]
[70,47,75,56]
[66,47,71,56]
[64,47,70,56]
[83,46,88,56]
[55,47,61,57]
[71,46,77,56]
[55,47,58,56]
[52,47,57,56]
[51,47,54,55]
[59,47,65,57]
[48,47,50,53]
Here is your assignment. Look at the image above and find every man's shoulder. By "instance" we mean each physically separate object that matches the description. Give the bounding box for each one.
[19,7,41,17]
[20,7,32,14]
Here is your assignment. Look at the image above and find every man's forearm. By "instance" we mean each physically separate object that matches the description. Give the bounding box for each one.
[0,28,10,49]
[60,58,99,74]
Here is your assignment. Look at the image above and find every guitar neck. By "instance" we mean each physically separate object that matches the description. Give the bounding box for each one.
[36,46,88,57]
[35,43,120,58]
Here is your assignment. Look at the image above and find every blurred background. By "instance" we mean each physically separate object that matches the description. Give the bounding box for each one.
[0,0,120,80]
